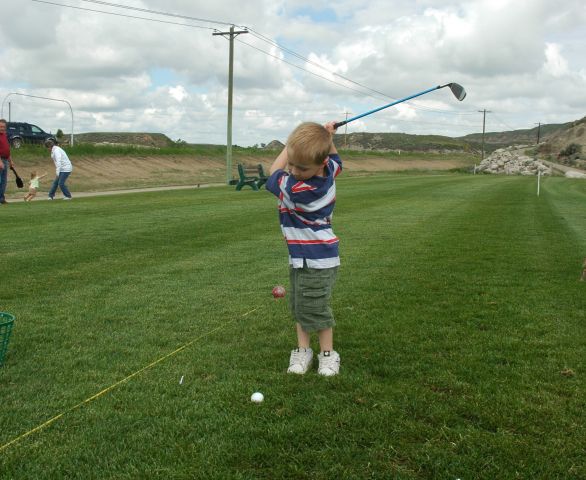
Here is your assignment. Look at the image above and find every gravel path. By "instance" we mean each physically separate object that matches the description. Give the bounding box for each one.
[6,183,226,202]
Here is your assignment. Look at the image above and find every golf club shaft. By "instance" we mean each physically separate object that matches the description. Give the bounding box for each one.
[334,83,451,129]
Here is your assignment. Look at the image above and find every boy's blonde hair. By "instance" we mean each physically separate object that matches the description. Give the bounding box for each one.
[287,122,332,165]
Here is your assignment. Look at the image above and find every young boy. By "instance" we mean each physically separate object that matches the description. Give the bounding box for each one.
[266,121,342,376]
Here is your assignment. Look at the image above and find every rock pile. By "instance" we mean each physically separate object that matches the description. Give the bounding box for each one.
[477,145,552,176]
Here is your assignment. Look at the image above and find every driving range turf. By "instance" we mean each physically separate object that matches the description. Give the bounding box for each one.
[1,173,584,479]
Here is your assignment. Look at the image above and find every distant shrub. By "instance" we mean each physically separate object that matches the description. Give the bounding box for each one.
[560,143,582,157]
[557,143,582,166]
[536,143,553,154]
[56,129,64,139]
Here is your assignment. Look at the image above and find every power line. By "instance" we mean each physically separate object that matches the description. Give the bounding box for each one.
[245,29,395,102]
[79,0,238,27]
[236,37,478,121]
[31,0,218,30]
[36,0,392,108]
[234,37,391,103]
[244,28,474,116]
[31,0,485,132]
[490,112,522,131]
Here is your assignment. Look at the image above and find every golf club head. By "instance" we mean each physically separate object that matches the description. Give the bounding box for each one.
[449,83,467,101]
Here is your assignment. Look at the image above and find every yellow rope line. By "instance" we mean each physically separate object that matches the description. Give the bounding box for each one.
[0,308,258,453]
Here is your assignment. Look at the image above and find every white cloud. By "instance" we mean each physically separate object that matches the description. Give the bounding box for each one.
[169,85,188,102]
[542,43,569,78]
[0,0,585,144]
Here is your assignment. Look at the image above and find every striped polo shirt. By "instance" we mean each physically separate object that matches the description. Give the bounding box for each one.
[266,154,342,269]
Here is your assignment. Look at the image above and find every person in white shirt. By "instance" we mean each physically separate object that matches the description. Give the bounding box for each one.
[45,139,73,200]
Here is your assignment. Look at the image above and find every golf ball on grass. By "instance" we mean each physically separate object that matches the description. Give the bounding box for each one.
[272,285,286,298]
[251,392,264,403]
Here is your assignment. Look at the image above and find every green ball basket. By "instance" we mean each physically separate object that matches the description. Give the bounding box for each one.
[0,313,15,367]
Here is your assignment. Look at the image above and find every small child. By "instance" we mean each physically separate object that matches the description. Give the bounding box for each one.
[265,121,342,376]
[24,171,47,202]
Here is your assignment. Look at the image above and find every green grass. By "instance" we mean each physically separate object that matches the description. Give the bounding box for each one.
[1,174,585,479]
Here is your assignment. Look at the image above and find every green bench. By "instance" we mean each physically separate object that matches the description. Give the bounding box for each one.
[236,163,268,191]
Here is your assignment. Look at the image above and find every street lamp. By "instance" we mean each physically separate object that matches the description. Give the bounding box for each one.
[1,92,75,146]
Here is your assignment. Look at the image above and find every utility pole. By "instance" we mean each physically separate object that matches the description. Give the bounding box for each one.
[478,109,491,162]
[8,102,11,122]
[343,111,352,148]
[535,122,541,145]
[213,26,249,184]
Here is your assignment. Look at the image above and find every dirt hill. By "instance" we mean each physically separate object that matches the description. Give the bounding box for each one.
[72,132,175,148]
[264,140,285,150]
[333,132,472,153]
[459,122,570,147]
[542,116,586,151]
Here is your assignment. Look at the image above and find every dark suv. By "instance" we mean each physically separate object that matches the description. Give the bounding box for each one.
[6,122,57,149]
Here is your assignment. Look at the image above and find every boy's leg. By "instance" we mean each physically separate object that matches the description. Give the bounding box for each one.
[289,266,297,320]
[317,327,333,352]
[287,267,313,374]
[288,321,313,374]
[295,265,338,333]
[295,323,310,349]
[318,327,340,376]
[288,328,313,374]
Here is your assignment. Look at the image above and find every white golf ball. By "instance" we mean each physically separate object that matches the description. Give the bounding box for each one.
[251,392,264,403]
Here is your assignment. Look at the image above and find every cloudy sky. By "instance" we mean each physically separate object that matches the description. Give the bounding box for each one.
[1,0,585,146]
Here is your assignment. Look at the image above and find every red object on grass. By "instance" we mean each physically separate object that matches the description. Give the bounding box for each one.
[272,286,286,298]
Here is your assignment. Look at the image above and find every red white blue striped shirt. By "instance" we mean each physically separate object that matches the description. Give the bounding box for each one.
[266,154,342,269]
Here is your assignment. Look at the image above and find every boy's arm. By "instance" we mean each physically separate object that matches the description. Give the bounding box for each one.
[324,121,338,155]
[269,146,288,175]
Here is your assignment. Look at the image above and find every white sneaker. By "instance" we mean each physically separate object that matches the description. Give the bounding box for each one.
[318,351,340,376]
[287,347,313,374]
[63,197,72,200]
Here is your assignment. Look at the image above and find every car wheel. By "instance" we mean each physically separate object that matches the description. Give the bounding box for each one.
[11,137,23,149]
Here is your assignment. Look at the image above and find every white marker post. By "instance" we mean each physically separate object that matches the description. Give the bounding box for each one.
[537,170,541,196]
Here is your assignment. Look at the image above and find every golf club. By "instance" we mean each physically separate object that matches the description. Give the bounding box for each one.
[333,83,466,129]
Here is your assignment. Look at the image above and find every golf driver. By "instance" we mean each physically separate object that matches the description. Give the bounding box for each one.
[334,83,466,129]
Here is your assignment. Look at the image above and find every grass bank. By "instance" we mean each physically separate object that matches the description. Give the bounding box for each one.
[6,145,475,194]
